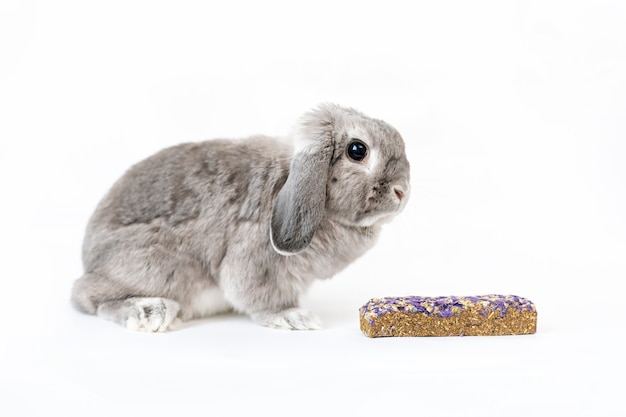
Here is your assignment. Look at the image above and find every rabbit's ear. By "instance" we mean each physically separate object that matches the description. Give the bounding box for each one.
[270,108,338,255]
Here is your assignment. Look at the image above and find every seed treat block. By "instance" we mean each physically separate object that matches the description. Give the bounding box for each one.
[359,295,537,337]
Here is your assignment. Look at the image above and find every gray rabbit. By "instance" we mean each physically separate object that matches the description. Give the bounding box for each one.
[71,104,410,331]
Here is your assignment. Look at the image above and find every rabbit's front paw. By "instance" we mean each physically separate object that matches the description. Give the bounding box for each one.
[125,298,180,332]
[253,308,322,330]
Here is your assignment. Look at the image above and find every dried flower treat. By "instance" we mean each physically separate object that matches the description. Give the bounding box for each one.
[359,295,537,337]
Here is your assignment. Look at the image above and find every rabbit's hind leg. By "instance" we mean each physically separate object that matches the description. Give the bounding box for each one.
[97,297,180,332]
[71,272,181,332]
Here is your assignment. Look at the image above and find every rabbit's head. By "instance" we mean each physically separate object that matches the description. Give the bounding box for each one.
[271,104,410,255]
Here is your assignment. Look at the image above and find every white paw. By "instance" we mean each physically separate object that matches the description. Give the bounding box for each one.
[254,308,322,330]
[125,298,180,332]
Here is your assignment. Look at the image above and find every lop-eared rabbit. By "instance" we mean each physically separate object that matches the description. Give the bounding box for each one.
[71,104,410,331]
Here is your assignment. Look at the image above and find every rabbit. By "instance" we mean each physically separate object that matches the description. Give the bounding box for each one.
[71,103,410,332]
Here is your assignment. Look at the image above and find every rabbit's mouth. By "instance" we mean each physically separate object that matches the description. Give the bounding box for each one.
[356,187,410,227]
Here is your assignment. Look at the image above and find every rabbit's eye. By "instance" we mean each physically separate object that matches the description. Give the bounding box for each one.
[347,140,368,162]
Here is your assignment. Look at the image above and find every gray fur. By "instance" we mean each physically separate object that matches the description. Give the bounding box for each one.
[71,104,410,331]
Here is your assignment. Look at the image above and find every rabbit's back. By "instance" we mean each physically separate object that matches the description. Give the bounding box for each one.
[83,137,291,272]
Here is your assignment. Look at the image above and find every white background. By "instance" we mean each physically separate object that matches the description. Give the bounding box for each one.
[1,1,625,415]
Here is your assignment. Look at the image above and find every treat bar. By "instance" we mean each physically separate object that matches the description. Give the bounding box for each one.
[359,295,537,337]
